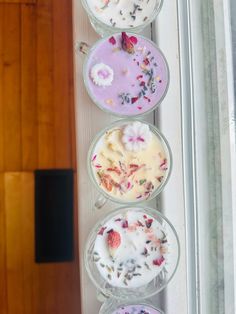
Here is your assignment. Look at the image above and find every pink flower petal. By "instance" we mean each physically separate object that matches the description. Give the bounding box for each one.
[130,36,138,45]
[109,36,116,45]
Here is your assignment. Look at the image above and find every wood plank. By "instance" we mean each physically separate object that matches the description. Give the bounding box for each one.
[36,0,55,168]
[52,0,72,168]
[0,7,4,171]
[0,0,36,3]
[21,5,38,170]
[21,173,35,314]
[0,173,8,314]
[5,173,35,314]
[2,4,22,171]
[5,173,25,314]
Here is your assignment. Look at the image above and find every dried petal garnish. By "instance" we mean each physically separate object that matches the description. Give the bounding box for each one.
[121,32,137,54]
[131,96,139,104]
[130,36,138,44]
[160,158,168,170]
[122,220,128,228]
[107,230,121,257]
[153,256,165,266]
[98,226,107,235]
[145,219,153,228]
[98,173,113,191]
[109,36,116,45]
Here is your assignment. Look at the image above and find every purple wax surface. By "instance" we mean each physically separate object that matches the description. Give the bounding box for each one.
[111,304,162,314]
[85,33,169,116]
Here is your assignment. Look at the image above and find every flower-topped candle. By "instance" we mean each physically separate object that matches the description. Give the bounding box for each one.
[93,210,168,288]
[82,0,163,34]
[85,206,180,299]
[110,304,163,314]
[84,32,169,117]
[89,120,171,203]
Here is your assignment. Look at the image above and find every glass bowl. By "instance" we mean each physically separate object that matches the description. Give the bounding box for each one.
[99,299,164,314]
[84,206,180,300]
[87,119,172,207]
[80,32,169,118]
[81,0,164,37]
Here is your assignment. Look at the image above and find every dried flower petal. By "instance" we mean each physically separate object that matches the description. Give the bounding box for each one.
[122,220,129,228]
[153,256,165,266]
[109,36,116,45]
[98,226,107,235]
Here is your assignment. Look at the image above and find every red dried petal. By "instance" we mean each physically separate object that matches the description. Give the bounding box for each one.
[153,256,165,266]
[98,226,107,235]
[140,81,145,87]
[130,164,139,168]
[143,58,150,65]
[131,97,139,104]
[122,220,129,228]
[145,219,153,228]
[129,36,138,44]
[107,167,121,175]
[109,36,116,45]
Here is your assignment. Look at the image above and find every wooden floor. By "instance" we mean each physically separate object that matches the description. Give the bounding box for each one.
[0,0,81,313]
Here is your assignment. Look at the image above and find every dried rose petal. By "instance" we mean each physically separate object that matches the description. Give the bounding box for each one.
[98,226,107,235]
[131,97,139,104]
[137,220,144,227]
[160,158,168,170]
[156,176,164,182]
[130,36,138,44]
[143,58,150,65]
[145,219,153,228]
[153,256,165,266]
[122,220,129,228]
[109,36,116,45]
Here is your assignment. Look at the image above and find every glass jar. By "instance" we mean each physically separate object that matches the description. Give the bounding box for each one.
[80,0,164,37]
[77,32,170,118]
[87,119,172,208]
[99,299,164,314]
[84,205,180,300]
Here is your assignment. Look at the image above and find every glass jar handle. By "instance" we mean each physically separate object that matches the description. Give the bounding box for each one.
[94,194,107,209]
[96,290,109,303]
[75,41,90,55]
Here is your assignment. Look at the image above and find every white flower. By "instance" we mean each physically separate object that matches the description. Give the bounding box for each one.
[122,122,152,152]
[90,63,114,87]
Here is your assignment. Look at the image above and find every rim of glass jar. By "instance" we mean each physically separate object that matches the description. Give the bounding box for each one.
[80,0,164,36]
[87,119,172,206]
[99,300,165,314]
[84,205,180,300]
[82,32,170,118]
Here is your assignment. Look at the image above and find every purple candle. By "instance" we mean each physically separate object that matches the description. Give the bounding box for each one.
[85,32,169,117]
